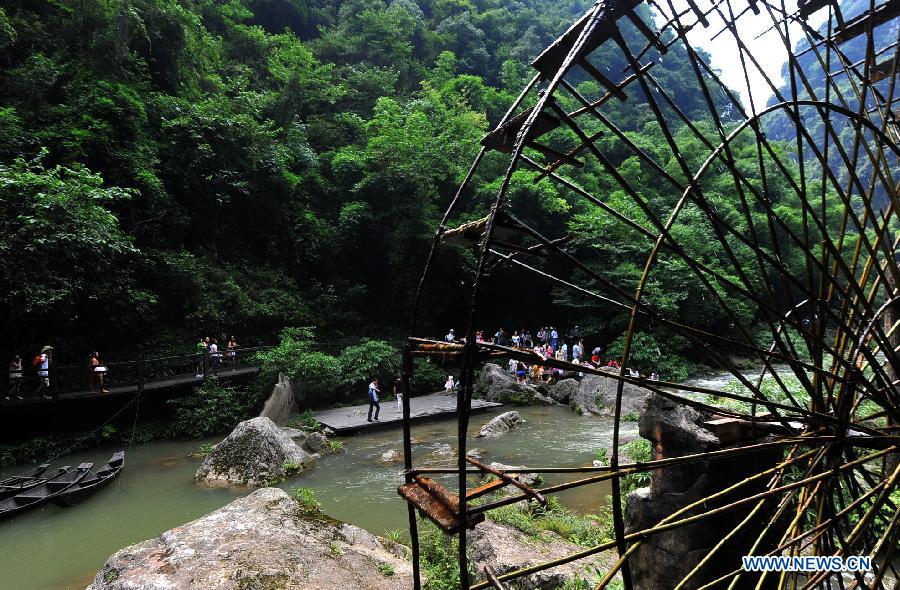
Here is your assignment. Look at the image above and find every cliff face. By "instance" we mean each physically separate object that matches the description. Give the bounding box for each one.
[86,487,413,590]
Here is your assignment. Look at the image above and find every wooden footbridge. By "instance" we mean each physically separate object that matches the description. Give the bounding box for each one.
[2,347,270,407]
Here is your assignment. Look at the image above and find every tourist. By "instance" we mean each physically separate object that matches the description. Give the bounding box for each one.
[444,374,455,395]
[445,328,455,342]
[208,338,221,375]
[549,327,559,351]
[650,371,660,381]
[226,335,238,369]
[475,330,484,343]
[195,337,207,377]
[7,354,23,400]
[35,345,52,399]
[607,358,621,369]
[394,374,403,413]
[89,351,109,393]
[507,358,517,374]
[516,361,527,384]
[572,340,581,361]
[628,367,640,378]
[511,331,521,348]
[561,341,568,361]
[493,327,507,345]
[367,378,380,422]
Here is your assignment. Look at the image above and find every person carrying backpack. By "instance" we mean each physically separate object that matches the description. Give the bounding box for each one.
[34,345,52,399]
[367,378,380,422]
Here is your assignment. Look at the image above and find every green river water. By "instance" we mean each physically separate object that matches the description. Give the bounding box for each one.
[0,406,636,590]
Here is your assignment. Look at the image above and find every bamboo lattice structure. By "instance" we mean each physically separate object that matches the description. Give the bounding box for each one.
[398,0,900,587]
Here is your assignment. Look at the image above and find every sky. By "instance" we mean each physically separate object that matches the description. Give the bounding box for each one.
[655,0,830,108]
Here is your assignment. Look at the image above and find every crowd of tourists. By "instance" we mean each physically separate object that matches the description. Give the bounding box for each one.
[444,326,661,385]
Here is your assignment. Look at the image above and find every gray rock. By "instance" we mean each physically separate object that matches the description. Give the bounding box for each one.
[195,417,313,487]
[302,431,330,454]
[475,363,556,405]
[569,368,651,416]
[487,462,541,487]
[549,378,578,403]
[625,394,782,589]
[470,519,617,590]
[431,443,455,458]
[86,488,412,590]
[476,411,525,438]
[379,449,401,463]
[466,448,487,461]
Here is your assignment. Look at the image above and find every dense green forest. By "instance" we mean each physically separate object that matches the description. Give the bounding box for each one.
[0,0,729,362]
[0,0,876,382]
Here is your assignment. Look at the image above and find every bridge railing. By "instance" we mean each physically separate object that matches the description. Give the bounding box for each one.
[4,346,272,401]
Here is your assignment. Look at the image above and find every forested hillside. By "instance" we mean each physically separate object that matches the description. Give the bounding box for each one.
[0,0,737,359]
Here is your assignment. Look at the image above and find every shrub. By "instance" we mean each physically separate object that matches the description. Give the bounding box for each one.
[169,378,256,438]
[256,327,343,405]
[411,357,447,392]
[291,487,322,515]
[607,331,695,382]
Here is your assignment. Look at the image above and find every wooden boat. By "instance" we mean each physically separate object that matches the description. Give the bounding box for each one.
[0,463,92,520]
[52,451,125,507]
[0,463,51,499]
[0,462,49,488]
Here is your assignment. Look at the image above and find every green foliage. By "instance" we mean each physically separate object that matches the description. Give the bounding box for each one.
[328,440,344,453]
[169,378,257,438]
[291,486,322,515]
[622,438,653,493]
[606,332,694,382]
[486,495,612,548]
[412,358,448,392]
[376,563,395,577]
[420,520,471,590]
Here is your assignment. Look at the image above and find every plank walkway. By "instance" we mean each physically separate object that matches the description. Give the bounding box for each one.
[313,392,503,435]
[1,367,259,407]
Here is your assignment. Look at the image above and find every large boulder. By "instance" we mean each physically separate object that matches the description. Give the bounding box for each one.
[476,363,555,405]
[476,411,525,438]
[625,395,781,589]
[569,369,651,416]
[548,378,579,403]
[86,488,412,590]
[470,519,617,590]
[196,417,313,487]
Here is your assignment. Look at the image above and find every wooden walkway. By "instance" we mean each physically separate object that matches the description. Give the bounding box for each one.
[313,392,502,435]
[1,367,259,407]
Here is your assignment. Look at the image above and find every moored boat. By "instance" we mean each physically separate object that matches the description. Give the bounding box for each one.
[0,463,92,521]
[0,463,52,500]
[52,451,125,507]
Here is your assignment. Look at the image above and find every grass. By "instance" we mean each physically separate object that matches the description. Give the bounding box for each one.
[329,541,343,557]
[383,528,404,544]
[377,563,395,577]
[328,439,344,452]
[483,495,613,548]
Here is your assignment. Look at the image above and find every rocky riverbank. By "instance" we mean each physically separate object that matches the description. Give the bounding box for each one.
[475,363,653,417]
[86,487,413,590]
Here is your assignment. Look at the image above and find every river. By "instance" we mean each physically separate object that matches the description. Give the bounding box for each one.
[0,405,636,590]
